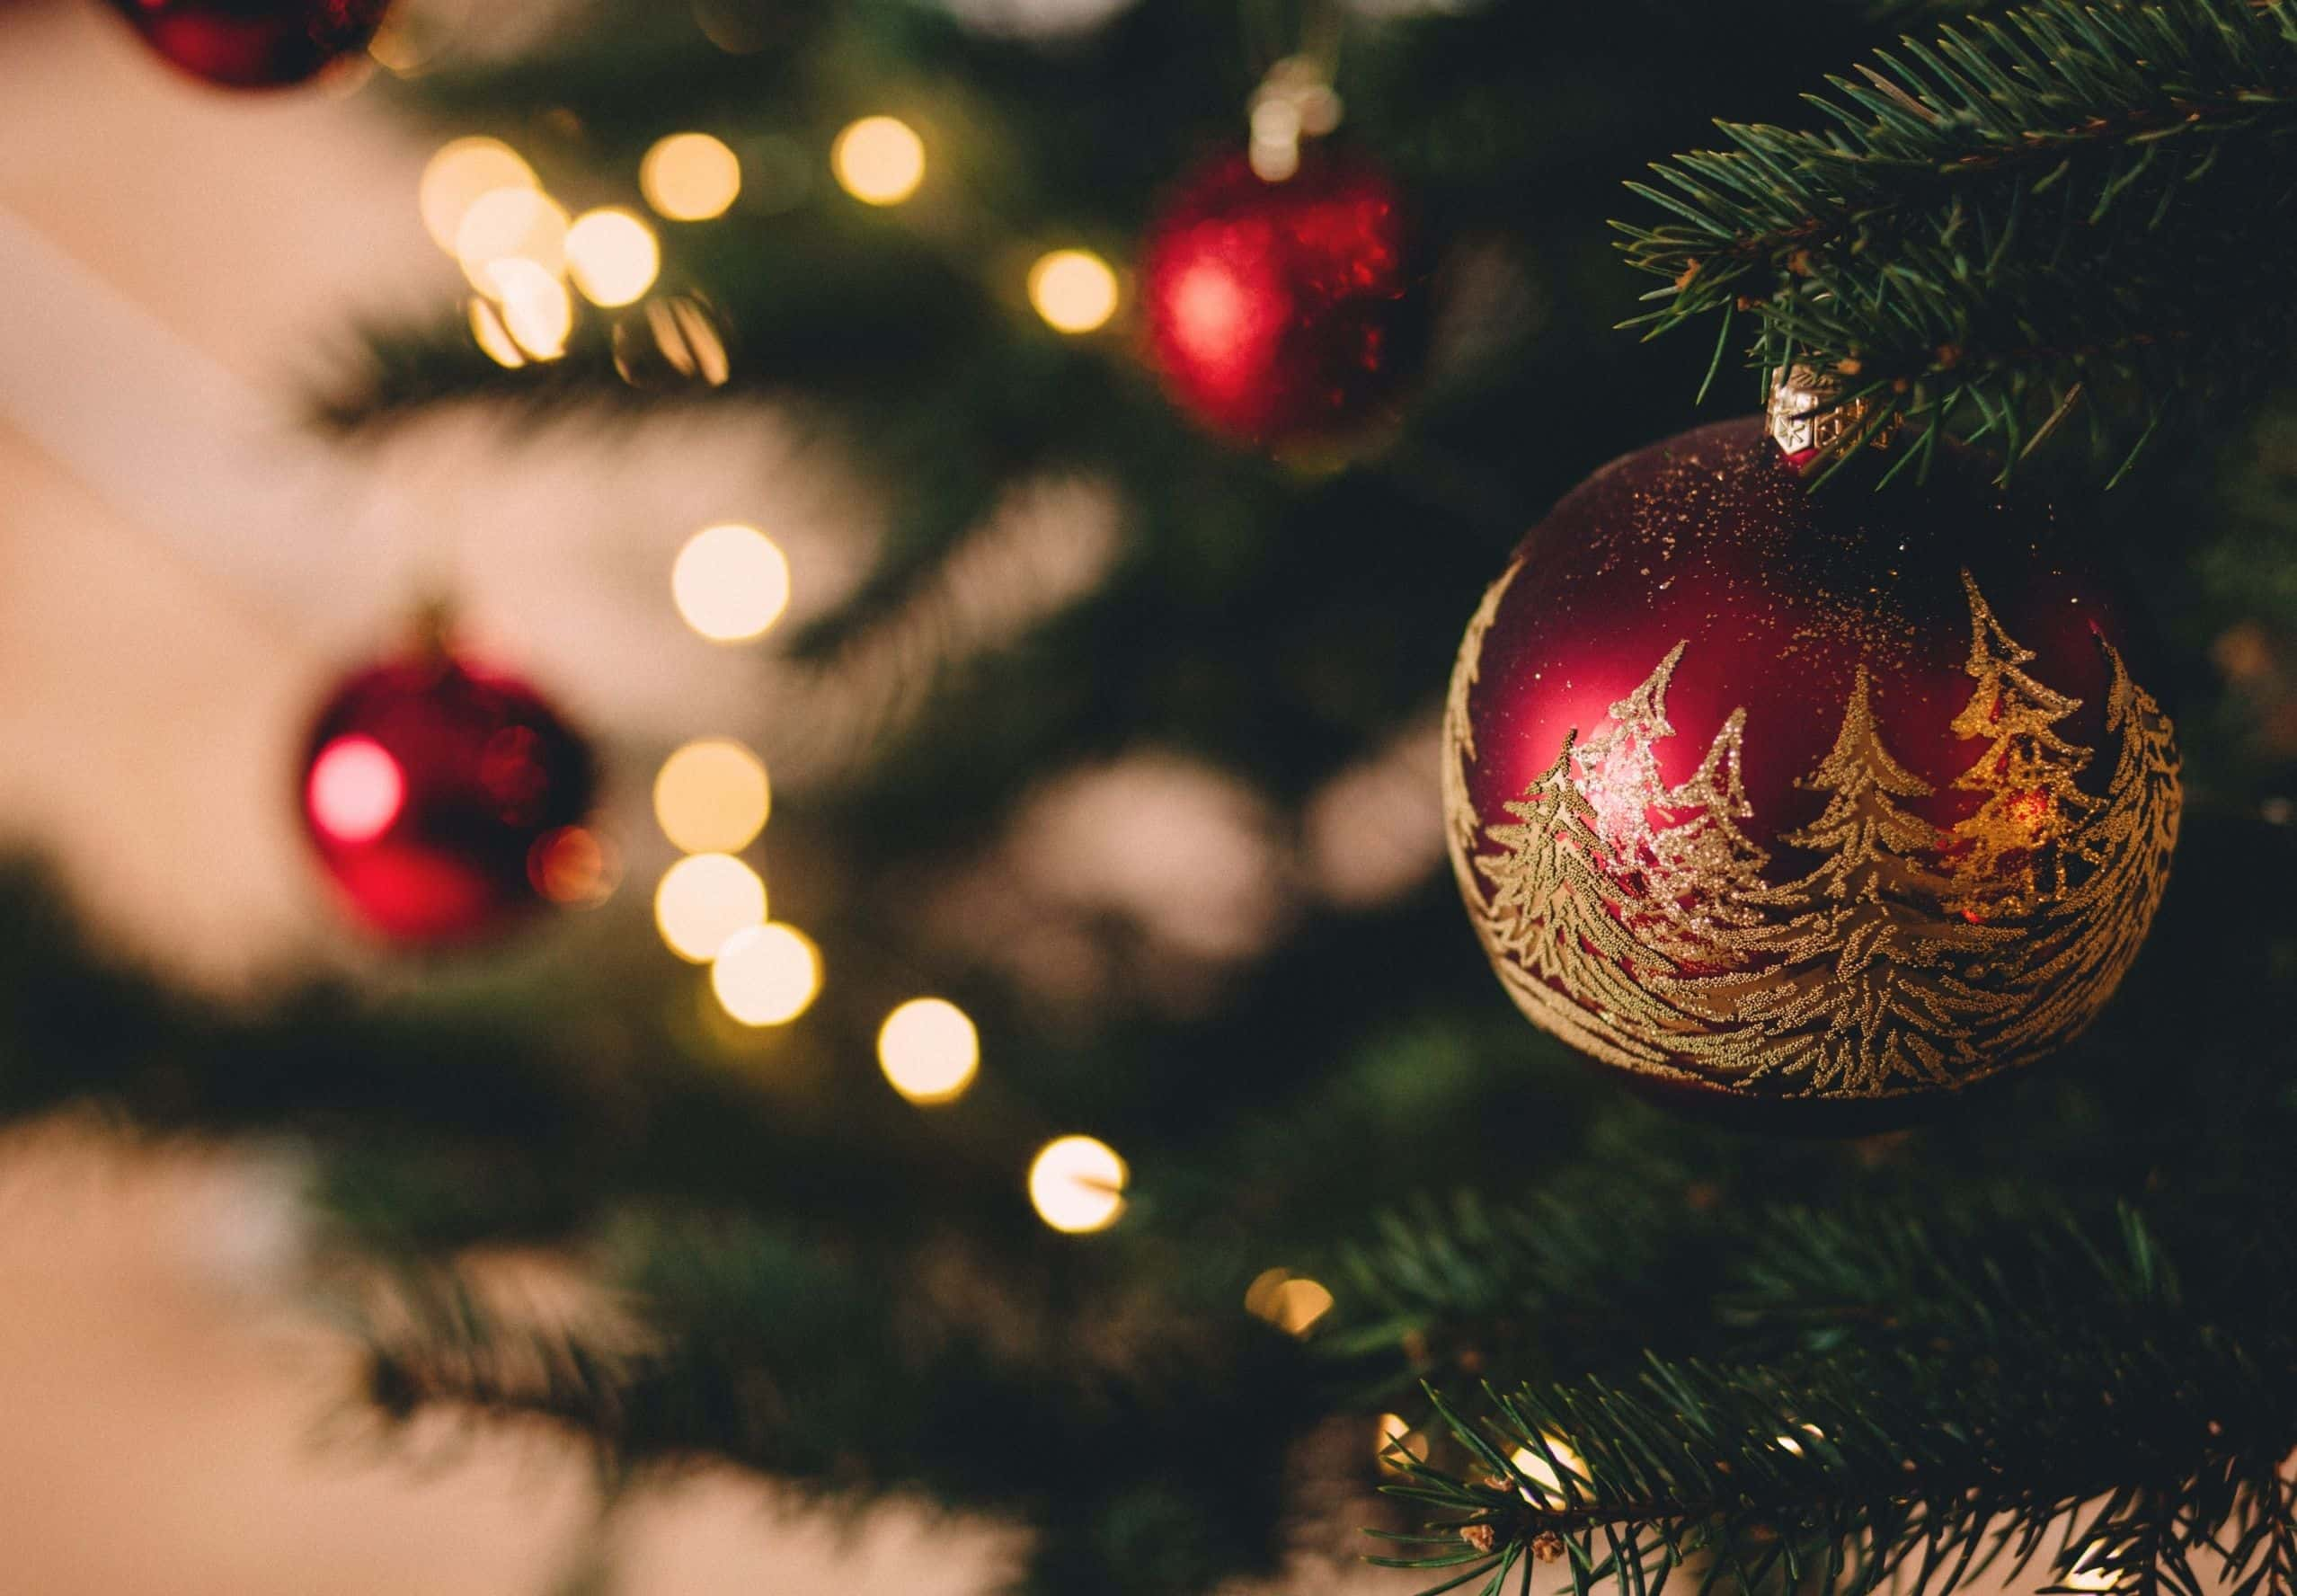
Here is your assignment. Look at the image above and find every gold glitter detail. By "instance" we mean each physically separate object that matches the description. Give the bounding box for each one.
[1447,571,2182,1101]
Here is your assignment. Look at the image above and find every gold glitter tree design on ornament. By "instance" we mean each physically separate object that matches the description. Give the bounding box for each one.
[1689,669,2016,1095]
[1943,571,2101,920]
[1991,638,2180,1054]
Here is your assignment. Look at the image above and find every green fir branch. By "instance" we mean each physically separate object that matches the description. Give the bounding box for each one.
[1618,0,2297,477]
[1378,1205,2297,1596]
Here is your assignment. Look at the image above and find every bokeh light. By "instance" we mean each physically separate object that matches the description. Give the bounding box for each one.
[565,208,661,307]
[469,297,528,368]
[831,117,926,206]
[528,826,619,907]
[877,998,980,1104]
[1244,1267,1336,1335]
[711,923,821,1026]
[1028,1135,1127,1233]
[456,187,571,293]
[613,295,732,390]
[489,259,574,360]
[654,739,771,854]
[1509,1435,1587,1498]
[672,524,791,643]
[642,133,743,221]
[1027,249,1120,333]
[421,138,537,253]
[307,736,404,844]
[1375,1412,1431,1471]
[654,852,767,962]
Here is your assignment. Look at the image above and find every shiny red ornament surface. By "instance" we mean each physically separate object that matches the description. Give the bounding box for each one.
[1140,146,1427,448]
[299,647,598,945]
[1444,418,2181,1126]
[102,0,390,88]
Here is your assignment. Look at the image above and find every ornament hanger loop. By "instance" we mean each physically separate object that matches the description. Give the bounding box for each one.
[1768,363,1899,464]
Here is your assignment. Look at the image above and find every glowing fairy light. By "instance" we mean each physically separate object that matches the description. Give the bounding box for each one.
[528,826,618,907]
[1375,1412,1430,1472]
[831,117,926,206]
[877,998,980,1104]
[671,524,792,643]
[711,923,821,1026]
[653,739,771,855]
[420,138,537,253]
[455,187,571,294]
[489,260,574,360]
[653,852,767,962]
[1509,1435,1587,1498]
[469,297,528,368]
[642,133,743,221]
[1027,249,1120,333]
[1028,1135,1126,1233]
[565,208,661,307]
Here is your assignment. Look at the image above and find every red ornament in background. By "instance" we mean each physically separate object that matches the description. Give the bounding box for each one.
[1444,415,2182,1127]
[1140,146,1428,450]
[300,641,599,945]
[102,0,392,88]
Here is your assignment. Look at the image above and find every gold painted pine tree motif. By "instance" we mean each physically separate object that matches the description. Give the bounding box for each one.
[1445,568,2182,1099]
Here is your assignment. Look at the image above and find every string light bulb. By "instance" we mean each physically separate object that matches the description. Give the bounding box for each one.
[672,524,792,643]
[711,923,821,1026]
[1375,1412,1430,1472]
[421,138,537,253]
[878,998,980,1104]
[653,739,771,854]
[489,260,574,360]
[1509,1435,1588,1499]
[653,852,767,962]
[456,187,571,294]
[565,208,661,307]
[831,117,926,206]
[642,133,742,221]
[1027,249,1120,333]
[1028,1135,1127,1233]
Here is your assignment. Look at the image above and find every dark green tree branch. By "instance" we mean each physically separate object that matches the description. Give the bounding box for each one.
[1619,0,2297,478]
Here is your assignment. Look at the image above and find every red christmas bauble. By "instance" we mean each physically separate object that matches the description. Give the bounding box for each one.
[102,0,391,88]
[1140,146,1427,449]
[299,645,598,945]
[1444,417,2182,1125]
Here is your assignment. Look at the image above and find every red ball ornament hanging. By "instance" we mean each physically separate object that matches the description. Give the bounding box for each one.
[1444,386,2182,1127]
[299,637,599,946]
[102,0,392,89]
[1140,144,1428,450]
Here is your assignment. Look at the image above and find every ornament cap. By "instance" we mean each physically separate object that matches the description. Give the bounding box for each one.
[1767,364,1896,464]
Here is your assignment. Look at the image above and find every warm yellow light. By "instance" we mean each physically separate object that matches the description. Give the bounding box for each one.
[613,295,732,389]
[528,826,619,907]
[1028,1135,1127,1233]
[672,524,792,643]
[2063,1548,2129,1593]
[1509,1435,1587,1499]
[488,259,573,360]
[565,208,661,307]
[878,998,980,1104]
[1273,1277,1334,1334]
[831,117,926,206]
[1376,1412,1431,1472]
[654,739,771,855]
[653,852,767,962]
[421,138,537,253]
[642,133,743,221]
[711,923,821,1026]
[1028,249,1119,333]
[1774,1423,1825,1458]
[469,297,528,368]
[456,187,571,293]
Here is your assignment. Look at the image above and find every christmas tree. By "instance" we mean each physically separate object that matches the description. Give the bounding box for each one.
[0,0,2294,1592]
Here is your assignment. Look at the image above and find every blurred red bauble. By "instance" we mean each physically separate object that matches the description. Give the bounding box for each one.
[1140,146,1427,449]
[102,0,391,88]
[300,644,599,946]
[1444,416,2182,1127]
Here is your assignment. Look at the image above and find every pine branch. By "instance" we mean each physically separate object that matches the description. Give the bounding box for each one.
[1378,1204,2297,1596]
[1617,0,2297,478]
